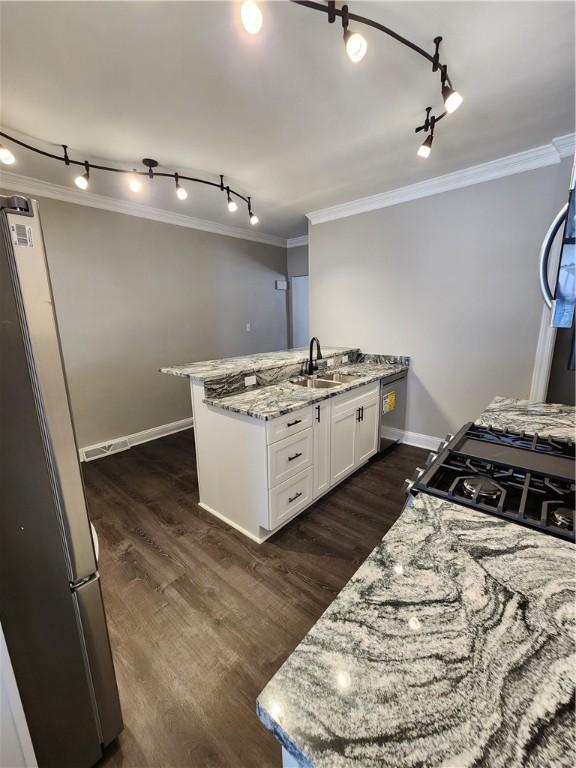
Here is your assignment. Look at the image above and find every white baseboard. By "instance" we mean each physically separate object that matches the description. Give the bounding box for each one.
[381,426,442,452]
[79,416,194,461]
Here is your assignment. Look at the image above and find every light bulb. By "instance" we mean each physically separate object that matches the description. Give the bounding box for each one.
[417,135,433,159]
[0,144,16,165]
[241,0,263,35]
[128,173,142,193]
[176,184,188,201]
[74,173,89,190]
[250,213,259,226]
[344,31,367,63]
[442,85,463,114]
[228,199,238,213]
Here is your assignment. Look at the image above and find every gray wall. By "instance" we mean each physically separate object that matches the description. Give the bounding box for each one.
[309,159,572,438]
[287,245,309,277]
[15,196,288,448]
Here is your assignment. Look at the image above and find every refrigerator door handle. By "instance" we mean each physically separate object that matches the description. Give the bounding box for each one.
[539,203,568,309]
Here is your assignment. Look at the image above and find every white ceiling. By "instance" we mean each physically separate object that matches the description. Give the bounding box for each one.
[0,1,574,240]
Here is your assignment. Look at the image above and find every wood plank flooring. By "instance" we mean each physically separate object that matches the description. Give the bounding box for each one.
[86,430,426,768]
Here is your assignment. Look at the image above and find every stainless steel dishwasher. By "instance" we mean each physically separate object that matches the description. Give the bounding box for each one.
[379,374,407,451]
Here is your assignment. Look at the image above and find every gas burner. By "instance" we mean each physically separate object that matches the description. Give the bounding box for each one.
[462,476,502,499]
[544,502,575,531]
[405,421,575,541]
[553,508,574,529]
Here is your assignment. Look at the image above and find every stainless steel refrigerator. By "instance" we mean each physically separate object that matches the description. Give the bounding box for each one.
[0,195,123,767]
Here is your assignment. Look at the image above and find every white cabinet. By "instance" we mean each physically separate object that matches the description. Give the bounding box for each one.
[313,401,331,499]
[269,467,314,529]
[330,383,379,485]
[355,394,380,465]
[268,428,313,487]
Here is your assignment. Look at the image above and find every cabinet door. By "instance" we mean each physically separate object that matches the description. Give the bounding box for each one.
[355,393,380,466]
[330,404,359,485]
[313,402,331,499]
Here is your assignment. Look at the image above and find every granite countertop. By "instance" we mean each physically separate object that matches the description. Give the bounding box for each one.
[203,360,408,420]
[160,347,358,382]
[257,397,576,767]
[476,396,575,440]
[257,493,575,768]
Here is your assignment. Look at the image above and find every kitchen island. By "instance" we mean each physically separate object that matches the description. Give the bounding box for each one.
[162,347,409,542]
[257,396,576,768]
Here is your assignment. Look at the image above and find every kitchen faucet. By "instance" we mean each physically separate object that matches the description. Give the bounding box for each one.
[308,337,323,375]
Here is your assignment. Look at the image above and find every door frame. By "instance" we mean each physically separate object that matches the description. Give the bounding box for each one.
[529,223,563,400]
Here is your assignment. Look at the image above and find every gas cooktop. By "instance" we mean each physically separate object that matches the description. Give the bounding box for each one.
[405,423,575,541]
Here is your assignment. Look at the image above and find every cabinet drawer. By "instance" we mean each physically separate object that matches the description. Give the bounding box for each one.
[268,467,313,529]
[266,406,313,444]
[268,428,313,488]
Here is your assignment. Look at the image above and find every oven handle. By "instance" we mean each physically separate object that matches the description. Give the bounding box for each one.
[539,203,568,309]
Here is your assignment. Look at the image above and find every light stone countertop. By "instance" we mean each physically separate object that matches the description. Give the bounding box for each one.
[160,347,358,382]
[203,360,408,420]
[257,396,576,767]
[475,395,575,440]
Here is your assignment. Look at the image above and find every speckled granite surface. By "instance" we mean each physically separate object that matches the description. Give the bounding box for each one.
[476,396,575,440]
[203,360,408,420]
[257,492,576,768]
[160,347,359,382]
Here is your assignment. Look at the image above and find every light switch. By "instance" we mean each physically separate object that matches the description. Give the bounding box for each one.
[245,322,251,332]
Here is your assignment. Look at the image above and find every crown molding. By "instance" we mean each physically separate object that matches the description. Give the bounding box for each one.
[286,235,308,248]
[307,133,576,226]
[0,170,286,248]
[552,133,576,159]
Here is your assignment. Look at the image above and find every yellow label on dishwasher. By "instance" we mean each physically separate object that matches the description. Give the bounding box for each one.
[383,391,396,414]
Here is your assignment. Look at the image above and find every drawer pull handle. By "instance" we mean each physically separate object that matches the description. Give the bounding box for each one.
[288,452,303,462]
[287,419,302,427]
[316,405,321,423]
[288,491,303,504]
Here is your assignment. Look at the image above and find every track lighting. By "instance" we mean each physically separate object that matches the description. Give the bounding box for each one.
[175,173,188,200]
[0,143,15,165]
[417,134,433,159]
[74,161,90,190]
[248,198,259,225]
[227,187,238,213]
[127,172,142,193]
[241,0,263,35]
[442,84,463,114]
[341,5,367,63]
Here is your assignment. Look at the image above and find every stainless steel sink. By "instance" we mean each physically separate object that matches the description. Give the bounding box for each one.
[289,376,341,389]
[320,372,364,383]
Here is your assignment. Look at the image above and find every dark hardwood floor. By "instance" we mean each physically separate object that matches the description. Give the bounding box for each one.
[85,430,426,768]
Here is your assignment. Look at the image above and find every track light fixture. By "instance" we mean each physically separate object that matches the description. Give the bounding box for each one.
[288,2,463,155]
[341,4,367,63]
[226,187,238,213]
[74,161,90,190]
[417,134,433,159]
[0,131,259,226]
[175,172,188,200]
[241,0,263,35]
[415,107,442,159]
[248,197,259,226]
[0,143,15,165]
